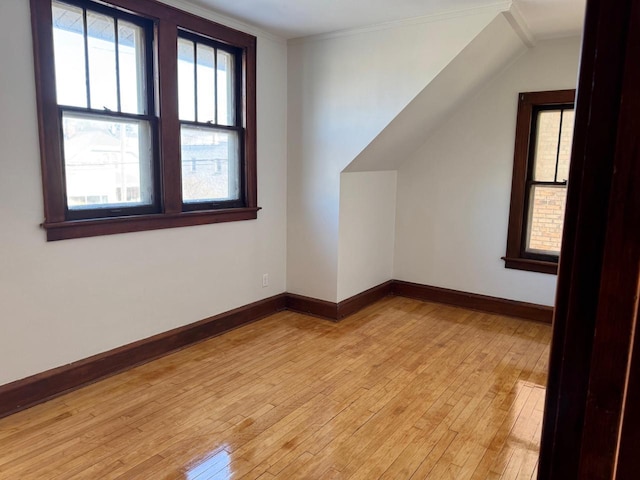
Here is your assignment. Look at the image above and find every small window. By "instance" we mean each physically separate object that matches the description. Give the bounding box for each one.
[31,0,258,241]
[503,90,576,274]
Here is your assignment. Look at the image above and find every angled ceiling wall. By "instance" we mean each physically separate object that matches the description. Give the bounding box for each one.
[337,13,535,301]
[393,36,581,305]
[287,6,511,302]
[344,12,529,173]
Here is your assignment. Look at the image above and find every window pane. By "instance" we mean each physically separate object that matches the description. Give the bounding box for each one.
[533,110,561,182]
[217,50,235,126]
[52,1,87,108]
[62,112,154,210]
[526,185,567,255]
[181,126,239,203]
[196,44,216,123]
[87,10,118,111]
[557,109,575,182]
[178,38,195,121]
[118,21,146,115]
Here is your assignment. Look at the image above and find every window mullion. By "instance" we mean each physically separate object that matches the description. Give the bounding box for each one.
[82,8,91,108]
[554,109,565,182]
[214,48,218,125]
[59,105,154,122]
[236,48,243,128]
[193,41,198,123]
[114,18,121,112]
[529,180,569,187]
[157,19,182,214]
[178,119,240,132]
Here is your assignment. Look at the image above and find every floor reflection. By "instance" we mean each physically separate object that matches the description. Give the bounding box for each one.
[186,446,231,479]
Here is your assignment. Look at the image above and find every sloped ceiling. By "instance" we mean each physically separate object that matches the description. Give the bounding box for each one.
[343,12,529,172]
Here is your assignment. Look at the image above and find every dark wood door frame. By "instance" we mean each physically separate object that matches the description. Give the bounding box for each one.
[538,0,640,478]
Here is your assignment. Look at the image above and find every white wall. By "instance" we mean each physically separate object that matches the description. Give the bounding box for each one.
[337,172,396,302]
[0,0,288,386]
[394,36,582,306]
[287,9,502,302]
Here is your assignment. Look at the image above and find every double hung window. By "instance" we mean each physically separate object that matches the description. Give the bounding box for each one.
[177,33,242,210]
[31,0,257,241]
[51,1,157,219]
[503,90,576,274]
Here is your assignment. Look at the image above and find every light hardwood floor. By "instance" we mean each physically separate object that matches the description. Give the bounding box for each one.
[0,296,551,479]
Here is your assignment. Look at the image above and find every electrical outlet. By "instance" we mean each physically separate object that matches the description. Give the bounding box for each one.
[262,273,269,288]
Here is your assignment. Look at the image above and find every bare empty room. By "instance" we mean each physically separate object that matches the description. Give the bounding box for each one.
[1,0,638,479]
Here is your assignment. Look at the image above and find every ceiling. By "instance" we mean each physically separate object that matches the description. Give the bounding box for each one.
[191,0,586,40]
[516,0,585,38]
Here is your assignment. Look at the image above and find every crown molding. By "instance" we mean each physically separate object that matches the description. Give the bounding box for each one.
[505,1,537,47]
[156,0,287,44]
[288,1,511,45]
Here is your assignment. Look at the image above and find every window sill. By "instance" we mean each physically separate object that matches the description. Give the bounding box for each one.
[42,207,261,241]
[502,256,558,275]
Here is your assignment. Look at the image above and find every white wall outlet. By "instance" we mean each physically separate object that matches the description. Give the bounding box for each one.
[262,273,269,288]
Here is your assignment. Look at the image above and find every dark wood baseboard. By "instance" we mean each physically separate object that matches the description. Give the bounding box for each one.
[0,294,287,420]
[338,281,394,319]
[285,293,338,320]
[0,281,553,419]
[286,281,394,321]
[392,280,553,324]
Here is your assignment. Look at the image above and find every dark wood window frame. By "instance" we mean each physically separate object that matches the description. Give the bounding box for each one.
[30,0,258,241]
[503,89,576,275]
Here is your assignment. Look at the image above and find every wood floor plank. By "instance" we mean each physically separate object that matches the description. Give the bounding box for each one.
[0,297,551,479]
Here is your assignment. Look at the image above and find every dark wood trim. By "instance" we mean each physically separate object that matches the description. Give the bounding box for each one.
[30,0,258,241]
[617,287,640,480]
[74,0,257,48]
[538,0,638,478]
[43,207,260,241]
[393,280,553,324]
[285,293,338,321]
[516,90,576,105]
[0,281,554,419]
[157,17,182,215]
[503,89,575,275]
[30,0,65,223]
[337,281,394,319]
[286,281,552,324]
[243,38,258,209]
[502,257,558,275]
[575,0,640,475]
[286,281,394,321]
[0,294,286,419]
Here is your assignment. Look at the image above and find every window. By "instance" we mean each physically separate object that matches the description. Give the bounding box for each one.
[50,1,157,220]
[30,0,257,241]
[177,33,242,210]
[503,90,576,274]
